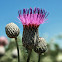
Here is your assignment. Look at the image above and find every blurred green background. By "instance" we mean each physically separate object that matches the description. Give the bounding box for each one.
[0,35,62,62]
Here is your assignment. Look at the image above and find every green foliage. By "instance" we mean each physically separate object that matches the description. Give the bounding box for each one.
[0,35,62,62]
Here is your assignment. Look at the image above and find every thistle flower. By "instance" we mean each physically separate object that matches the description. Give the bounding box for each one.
[34,37,47,54]
[18,8,49,27]
[5,23,20,62]
[5,22,20,38]
[0,36,8,46]
[0,46,5,57]
[18,8,48,50]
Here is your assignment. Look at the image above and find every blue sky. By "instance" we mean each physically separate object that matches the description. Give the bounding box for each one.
[0,0,62,47]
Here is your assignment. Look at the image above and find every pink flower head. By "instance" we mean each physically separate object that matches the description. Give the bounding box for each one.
[0,36,8,46]
[18,8,49,27]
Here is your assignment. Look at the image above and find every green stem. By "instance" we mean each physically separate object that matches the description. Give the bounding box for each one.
[27,50,32,62]
[38,53,41,62]
[15,38,20,62]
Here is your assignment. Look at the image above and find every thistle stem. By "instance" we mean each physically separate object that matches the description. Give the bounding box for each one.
[15,38,20,62]
[38,53,41,62]
[27,50,32,62]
